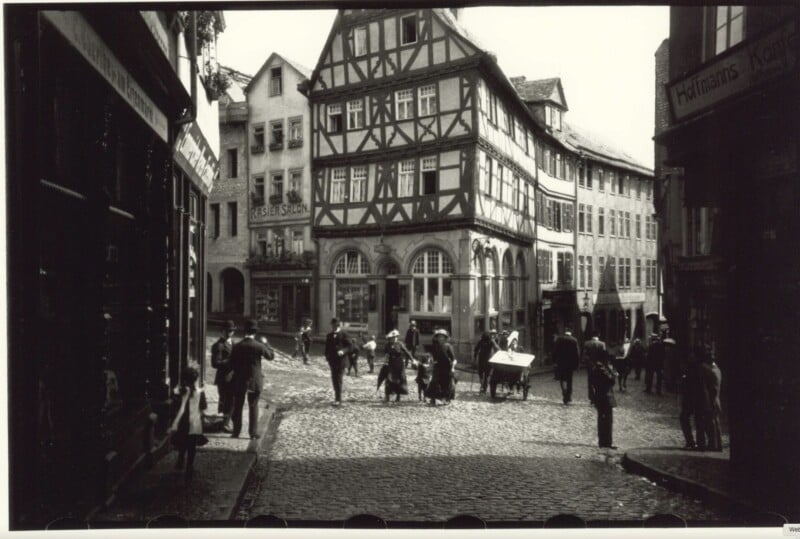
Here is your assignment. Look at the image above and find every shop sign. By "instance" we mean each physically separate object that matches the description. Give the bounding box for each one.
[668,18,799,121]
[42,11,168,142]
[140,11,171,64]
[250,203,309,221]
[174,122,219,193]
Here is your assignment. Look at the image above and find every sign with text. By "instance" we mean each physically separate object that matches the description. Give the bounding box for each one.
[668,19,799,121]
[251,203,309,222]
[43,10,168,142]
[174,122,219,194]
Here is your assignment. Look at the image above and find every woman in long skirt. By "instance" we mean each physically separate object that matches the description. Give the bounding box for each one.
[425,329,457,406]
[382,330,412,402]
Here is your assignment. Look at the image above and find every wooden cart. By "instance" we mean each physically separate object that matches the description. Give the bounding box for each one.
[487,350,536,400]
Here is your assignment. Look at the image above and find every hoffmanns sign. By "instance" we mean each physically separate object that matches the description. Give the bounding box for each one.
[668,19,798,121]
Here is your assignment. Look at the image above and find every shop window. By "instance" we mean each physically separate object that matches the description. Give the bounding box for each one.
[328,103,343,133]
[228,201,237,237]
[227,149,238,178]
[401,14,417,45]
[333,250,370,324]
[255,286,280,323]
[411,249,453,314]
[472,249,485,314]
[502,252,514,310]
[421,157,437,195]
[270,67,282,96]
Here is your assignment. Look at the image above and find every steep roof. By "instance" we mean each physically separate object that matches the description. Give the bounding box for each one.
[511,77,568,110]
[562,121,653,175]
[244,52,311,94]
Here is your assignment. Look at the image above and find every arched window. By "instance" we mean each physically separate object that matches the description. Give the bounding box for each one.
[333,250,370,275]
[485,250,498,312]
[515,253,526,309]
[502,251,514,310]
[332,250,370,325]
[472,249,484,314]
[411,249,453,314]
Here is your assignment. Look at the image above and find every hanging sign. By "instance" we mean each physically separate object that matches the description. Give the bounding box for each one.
[174,122,219,194]
[42,11,168,142]
[668,18,799,121]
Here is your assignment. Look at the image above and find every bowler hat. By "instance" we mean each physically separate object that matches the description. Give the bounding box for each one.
[224,320,236,331]
[244,319,259,334]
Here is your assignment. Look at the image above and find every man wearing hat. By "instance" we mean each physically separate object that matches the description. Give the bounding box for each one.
[404,321,420,368]
[553,327,580,404]
[498,329,511,351]
[645,333,664,395]
[324,318,354,406]
[229,320,274,439]
[473,329,499,394]
[211,320,236,431]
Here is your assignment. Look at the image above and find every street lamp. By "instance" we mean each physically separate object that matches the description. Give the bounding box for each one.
[580,292,591,334]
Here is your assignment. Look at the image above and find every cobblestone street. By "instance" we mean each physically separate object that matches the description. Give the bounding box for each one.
[233,339,732,524]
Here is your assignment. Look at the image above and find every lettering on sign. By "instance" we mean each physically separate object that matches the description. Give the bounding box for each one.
[251,203,309,221]
[668,19,799,121]
[140,11,171,63]
[42,11,168,142]
[175,123,219,193]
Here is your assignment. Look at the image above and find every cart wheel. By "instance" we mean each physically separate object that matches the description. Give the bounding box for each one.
[522,385,529,400]
[490,381,497,399]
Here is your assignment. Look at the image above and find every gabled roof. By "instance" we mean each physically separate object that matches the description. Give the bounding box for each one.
[511,76,568,110]
[244,52,312,94]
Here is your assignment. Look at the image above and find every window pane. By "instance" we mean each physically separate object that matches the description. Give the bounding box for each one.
[427,278,439,312]
[443,278,452,313]
[729,15,744,47]
[413,277,424,311]
[715,27,728,54]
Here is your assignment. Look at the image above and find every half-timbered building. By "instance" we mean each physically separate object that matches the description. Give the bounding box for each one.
[304,8,544,360]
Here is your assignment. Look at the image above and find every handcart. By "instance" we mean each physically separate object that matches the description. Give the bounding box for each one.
[487,350,535,400]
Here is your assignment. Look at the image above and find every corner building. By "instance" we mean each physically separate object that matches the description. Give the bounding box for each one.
[305,9,540,360]
[654,6,800,505]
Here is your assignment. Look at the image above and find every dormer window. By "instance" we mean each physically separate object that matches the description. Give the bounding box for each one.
[545,105,562,131]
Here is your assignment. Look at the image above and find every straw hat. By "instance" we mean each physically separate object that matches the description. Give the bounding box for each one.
[386,329,400,339]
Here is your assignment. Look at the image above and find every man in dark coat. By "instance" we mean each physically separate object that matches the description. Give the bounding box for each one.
[679,347,705,450]
[229,319,274,439]
[553,328,581,404]
[211,320,236,431]
[589,351,618,449]
[582,332,607,404]
[324,318,354,406]
[473,329,499,394]
[645,334,664,395]
[404,320,420,368]
[628,338,646,380]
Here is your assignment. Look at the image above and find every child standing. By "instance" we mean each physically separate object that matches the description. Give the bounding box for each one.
[361,333,377,373]
[293,319,312,364]
[169,366,209,481]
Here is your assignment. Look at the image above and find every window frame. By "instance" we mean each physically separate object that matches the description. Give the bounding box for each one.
[350,165,367,203]
[398,159,415,198]
[288,116,303,143]
[411,249,454,315]
[395,88,414,121]
[227,148,238,178]
[270,119,284,147]
[327,103,343,134]
[418,84,438,117]
[271,171,284,201]
[347,98,365,130]
[330,167,346,204]
[354,25,368,57]
[421,156,438,196]
[228,201,238,237]
[400,14,418,46]
[269,66,282,97]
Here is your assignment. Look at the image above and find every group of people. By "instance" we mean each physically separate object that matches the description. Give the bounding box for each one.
[472,328,518,394]
[323,318,457,406]
[552,327,723,452]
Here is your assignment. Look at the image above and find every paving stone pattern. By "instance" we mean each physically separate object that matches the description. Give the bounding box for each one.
[235,343,732,524]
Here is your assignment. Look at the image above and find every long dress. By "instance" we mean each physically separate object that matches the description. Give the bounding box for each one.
[425,342,456,400]
[171,386,209,450]
[384,342,411,395]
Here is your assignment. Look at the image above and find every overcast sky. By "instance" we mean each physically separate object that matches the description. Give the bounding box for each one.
[217,7,668,168]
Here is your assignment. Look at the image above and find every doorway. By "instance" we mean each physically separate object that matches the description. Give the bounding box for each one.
[385,278,399,333]
[221,268,244,314]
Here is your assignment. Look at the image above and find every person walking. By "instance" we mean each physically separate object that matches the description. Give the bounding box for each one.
[293,318,312,365]
[473,329,499,394]
[169,365,208,481]
[404,320,420,368]
[699,346,723,451]
[645,334,664,395]
[425,329,457,406]
[211,320,236,432]
[229,320,274,440]
[582,332,607,404]
[628,337,646,381]
[553,327,580,404]
[360,332,377,373]
[324,318,354,406]
[679,347,705,450]
[382,330,413,402]
[589,351,619,449]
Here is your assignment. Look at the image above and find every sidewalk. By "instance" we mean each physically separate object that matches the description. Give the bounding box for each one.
[622,447,795,521]
[91,383,274,525]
